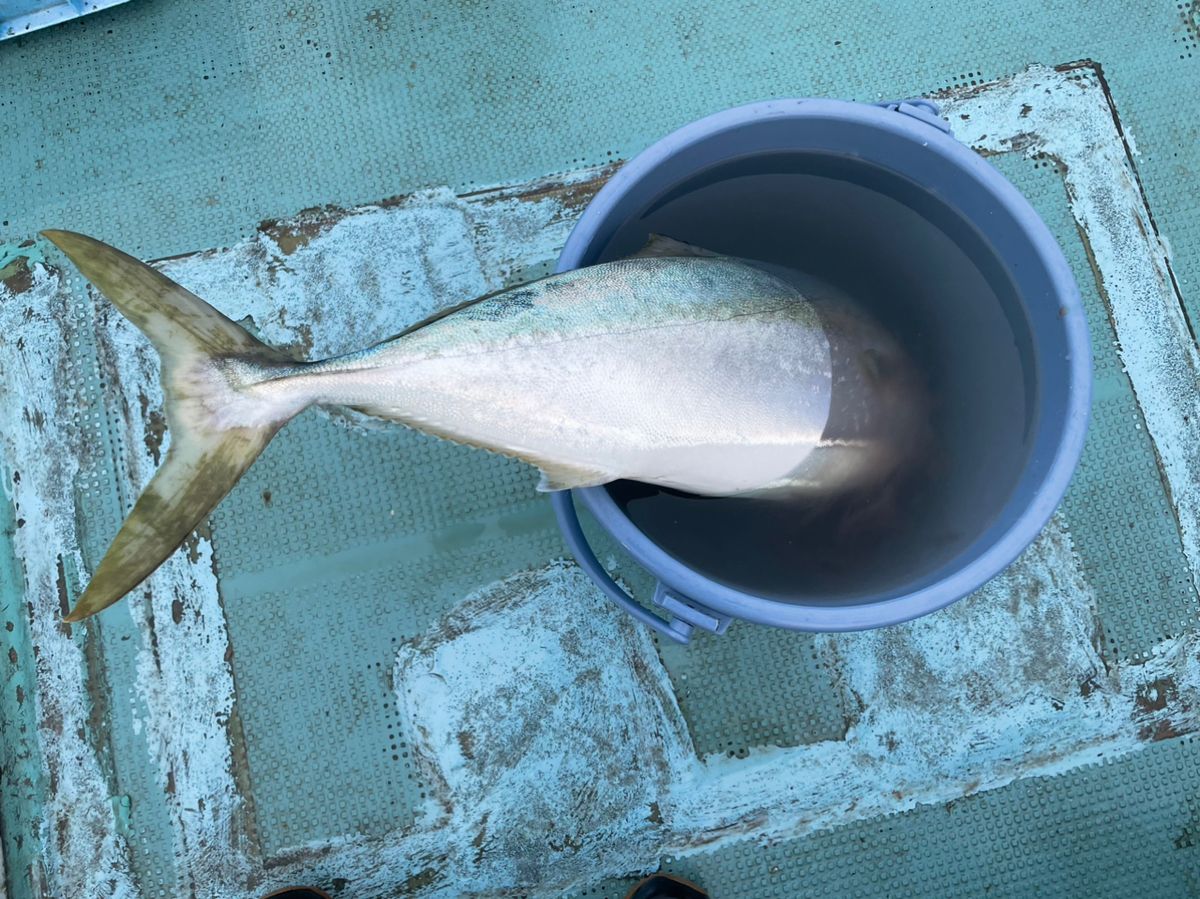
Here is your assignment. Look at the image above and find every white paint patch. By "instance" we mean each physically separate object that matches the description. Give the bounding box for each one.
[667,519,1132,854]
[246,563,694,899]
[394,562,693,894]
[0,263,139,898]
[941,66,1200,598]
[156,168,606,363]
[253,526,1194,892]
[97,306,255,891]
[831,517,1109,780]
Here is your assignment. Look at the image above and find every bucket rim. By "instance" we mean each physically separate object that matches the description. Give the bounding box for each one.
[555,96,1092,632]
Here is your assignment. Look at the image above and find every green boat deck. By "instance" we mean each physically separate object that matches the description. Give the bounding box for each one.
[2,3,1200,897]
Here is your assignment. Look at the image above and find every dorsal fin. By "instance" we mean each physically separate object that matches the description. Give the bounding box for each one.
[630,233,723,260]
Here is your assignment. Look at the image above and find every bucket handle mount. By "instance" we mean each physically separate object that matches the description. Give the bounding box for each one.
[552,491,732,645]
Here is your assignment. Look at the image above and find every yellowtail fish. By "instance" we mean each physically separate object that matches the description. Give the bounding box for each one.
[40,230,926,621]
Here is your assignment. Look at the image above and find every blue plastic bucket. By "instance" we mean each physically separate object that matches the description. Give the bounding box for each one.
[553,98,1091,643]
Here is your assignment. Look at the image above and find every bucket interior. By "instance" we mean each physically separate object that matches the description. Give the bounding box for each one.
[583,128,1059,606]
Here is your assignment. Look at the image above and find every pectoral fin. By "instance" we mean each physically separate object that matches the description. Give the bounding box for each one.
[535,461,616,492]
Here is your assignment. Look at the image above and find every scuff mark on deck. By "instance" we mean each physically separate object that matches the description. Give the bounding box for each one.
[0,261,139,897]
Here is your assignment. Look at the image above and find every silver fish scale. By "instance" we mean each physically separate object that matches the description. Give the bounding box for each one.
[379,256,822,358]
[259,256,835,495]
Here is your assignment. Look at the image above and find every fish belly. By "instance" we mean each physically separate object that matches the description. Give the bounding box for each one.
[358,306,833,495]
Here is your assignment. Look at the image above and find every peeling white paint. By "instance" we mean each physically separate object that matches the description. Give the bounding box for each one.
[941,65,1200,597]
[249,524,1193,894]
[668,518,1135,855]
[393,563,692,895]
[0,263,139,898]
[1,169,605,897]
[258,66,1200,891]
[830,518,1109,780]
[95,280,253,892]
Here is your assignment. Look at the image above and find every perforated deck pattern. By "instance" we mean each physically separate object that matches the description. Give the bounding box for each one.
[214,415,561,853]
[574,734,1200,898]
[983,153,1200,661]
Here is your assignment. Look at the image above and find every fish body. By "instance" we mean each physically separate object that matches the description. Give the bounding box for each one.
[39,230,927,620]
[243,255,835,495]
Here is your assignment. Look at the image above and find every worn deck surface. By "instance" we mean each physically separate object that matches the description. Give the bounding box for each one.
[3,3,1200,898]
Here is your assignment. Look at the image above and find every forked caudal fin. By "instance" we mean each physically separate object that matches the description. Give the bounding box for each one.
[41,230,306,622]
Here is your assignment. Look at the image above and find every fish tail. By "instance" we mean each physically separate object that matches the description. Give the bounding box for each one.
[41,230,308,622]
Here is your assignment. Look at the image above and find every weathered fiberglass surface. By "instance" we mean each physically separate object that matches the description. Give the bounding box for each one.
[2,3,1200,897]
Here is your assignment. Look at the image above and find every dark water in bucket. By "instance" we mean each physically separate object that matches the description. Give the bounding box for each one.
[601,154,1037,604]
